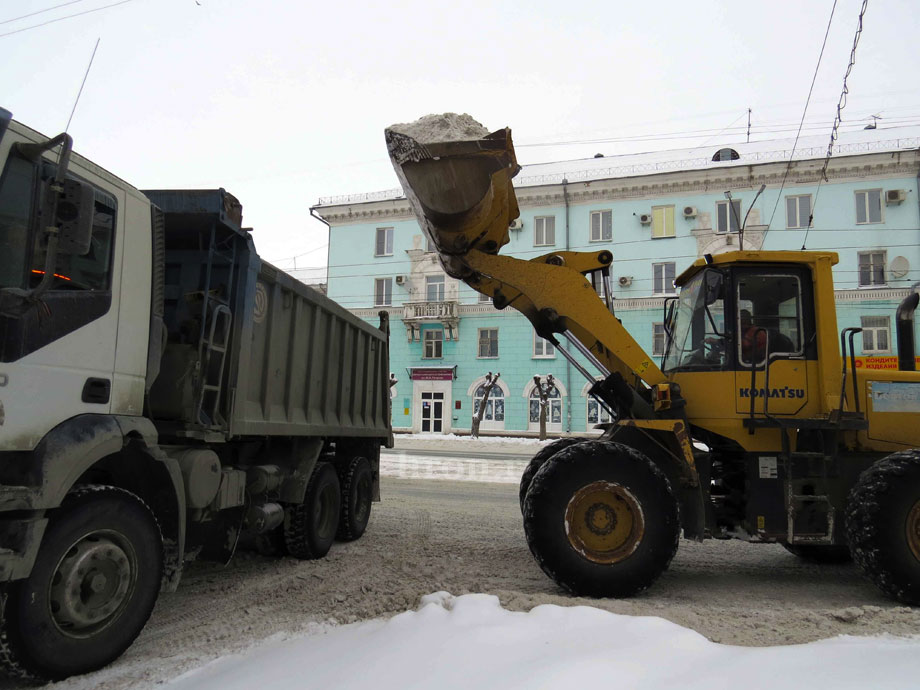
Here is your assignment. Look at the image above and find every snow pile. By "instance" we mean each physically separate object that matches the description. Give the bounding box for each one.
[167,593,920,690]
[397,432,553,444]
[386,113,489,143]
[381,452,528,484]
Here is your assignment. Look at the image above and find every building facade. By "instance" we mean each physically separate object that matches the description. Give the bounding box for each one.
[314,127,920,435]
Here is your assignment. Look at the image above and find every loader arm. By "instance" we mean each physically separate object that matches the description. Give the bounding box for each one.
[386,127,666,419]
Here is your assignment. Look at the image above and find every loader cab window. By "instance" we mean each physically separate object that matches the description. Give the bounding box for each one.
[662,269,728,372]
[735,273,803,367]
[0,153,37,289]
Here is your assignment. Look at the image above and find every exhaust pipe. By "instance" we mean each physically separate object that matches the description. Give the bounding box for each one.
[896,291,919,371]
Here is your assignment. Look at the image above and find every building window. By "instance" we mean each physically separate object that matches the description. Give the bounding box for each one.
[858,251,886,287]
[651,206,675,239]
[533,331,555,358]
[529,385,562,431]
[587,397,614,427]
[375,227,394,256]
[425,236,435,252]
[652,323,666,356]
[374,277,392,306]
[534,216,556,246]
[861,316,890,354]
[423,329,443,359]
[473,384,505,424]
[478,290,491,304]
[855,190,883,225]
[426,274,445,302]
[478,328,499,358]
[590,210,612,242]
[715,199,741,233]
[653,262,676,295]
[786,194,811,229]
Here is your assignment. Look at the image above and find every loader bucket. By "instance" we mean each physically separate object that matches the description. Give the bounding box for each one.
[385,127,521,274]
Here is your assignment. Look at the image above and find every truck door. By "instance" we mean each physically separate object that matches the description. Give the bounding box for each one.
[733,269,812,416]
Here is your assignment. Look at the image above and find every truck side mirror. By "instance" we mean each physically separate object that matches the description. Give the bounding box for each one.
[48,178,94,255]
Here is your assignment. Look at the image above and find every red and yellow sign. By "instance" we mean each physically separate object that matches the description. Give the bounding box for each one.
[852,356,920,371]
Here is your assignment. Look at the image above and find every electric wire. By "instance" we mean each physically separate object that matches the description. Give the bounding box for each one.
[0,0,88,25]
[0,0,138,38]
[765,0,839,234]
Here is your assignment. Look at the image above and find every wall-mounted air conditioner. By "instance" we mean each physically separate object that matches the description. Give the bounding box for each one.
[886,189,906,205]
[618,276,633,287]
[683,206,697,218]
[395,275,408,285]
[509,219,524,230]
[638,214,652,225]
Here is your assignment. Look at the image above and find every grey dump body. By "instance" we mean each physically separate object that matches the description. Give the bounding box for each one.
[143,189,390,442]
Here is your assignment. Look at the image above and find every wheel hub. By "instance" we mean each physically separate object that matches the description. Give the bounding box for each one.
[49,532,135,636]
[565,481,645,564]
[908,499,920,563]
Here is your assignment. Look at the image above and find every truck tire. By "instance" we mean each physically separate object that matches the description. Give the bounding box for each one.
[523,440,679,598]
[519,438,588,514]
[845,450,920,605]
[781,543,851,563]
[284,462,341,560]
[0,485,163,681]
[336,456,373,542]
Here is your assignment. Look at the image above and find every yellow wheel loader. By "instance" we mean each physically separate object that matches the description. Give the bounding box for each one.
[386,124,920,604]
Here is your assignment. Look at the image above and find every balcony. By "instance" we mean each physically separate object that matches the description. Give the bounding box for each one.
[402,301,460,341]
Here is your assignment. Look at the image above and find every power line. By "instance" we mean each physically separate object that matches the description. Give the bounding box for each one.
[765,0,839,234]
[0,0,138,38]
[805,0,871,249]
[0,0,88,25]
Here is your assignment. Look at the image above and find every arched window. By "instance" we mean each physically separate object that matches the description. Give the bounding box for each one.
[529,384,563,432]
[582,380,614,431]
[712,147,740,162]
[469,378,509,431]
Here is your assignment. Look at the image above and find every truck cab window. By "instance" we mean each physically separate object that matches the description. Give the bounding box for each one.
[0,154,36,289]
[736,274,802,366]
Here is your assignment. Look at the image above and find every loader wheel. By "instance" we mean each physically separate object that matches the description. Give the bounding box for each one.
[519,438,588,514]
[523,441,679,598]
[0,486,163,681]
[336,456,373,542]
[781,544,852,563]
[284,462,341,560]
[846,450,920,605]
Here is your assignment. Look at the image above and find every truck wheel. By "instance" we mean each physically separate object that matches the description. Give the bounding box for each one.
[781,543,851,563]
[0,486,162,681]
[845,450,920,605]
[284,462,341,559]
[523,440,679,598]
[519,438,587,514]
[336,456,373,542]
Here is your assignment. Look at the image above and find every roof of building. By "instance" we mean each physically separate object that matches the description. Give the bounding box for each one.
[315,125,920,207]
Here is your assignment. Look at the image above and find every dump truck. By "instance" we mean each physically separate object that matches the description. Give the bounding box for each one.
[0,109,391,680]
[386,120,920,605]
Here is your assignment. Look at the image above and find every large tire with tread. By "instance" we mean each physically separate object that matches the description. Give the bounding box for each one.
[845,450,920,605]
[284,462,341,560]
[336,456,373,542]
[519,438,588,514]
[523,440,679,598]
[781,543,852,563]
[0,485,163,681]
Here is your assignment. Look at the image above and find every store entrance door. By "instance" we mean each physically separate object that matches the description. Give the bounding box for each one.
[421,392,444,433]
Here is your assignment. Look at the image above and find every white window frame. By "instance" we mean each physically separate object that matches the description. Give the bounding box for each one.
[586,397,614,428]
[651,205,675,239]
[715,199,741,233]
[652,322,666,356]
[478,328,499,358]
[860,315,891,354]
[478,291,492,304]
[589,210,613,242]
[855,189,884,225]
[426,274,446,302]
[533,331,555,359]
[375,227,394,257]
[785,194,812,230]
[528,383,564,432]
[652,262,676,295]
[858,250,887,287]
[374,277,392,306]
[470,379,507,431]
[534,215,556,247]
[423,328,444,359]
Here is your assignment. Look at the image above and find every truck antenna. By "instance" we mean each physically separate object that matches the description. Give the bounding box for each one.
[64,37,100,135]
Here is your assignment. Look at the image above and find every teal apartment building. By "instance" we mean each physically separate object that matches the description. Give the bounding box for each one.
[314,127,920,435]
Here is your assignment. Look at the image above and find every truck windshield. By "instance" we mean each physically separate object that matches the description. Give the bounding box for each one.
[0,154,35,289]
[663,269,726,372]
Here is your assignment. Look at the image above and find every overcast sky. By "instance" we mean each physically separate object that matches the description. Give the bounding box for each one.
[3,0,919,274]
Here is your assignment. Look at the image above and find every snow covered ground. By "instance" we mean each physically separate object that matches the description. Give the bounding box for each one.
[168,593,919,690]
